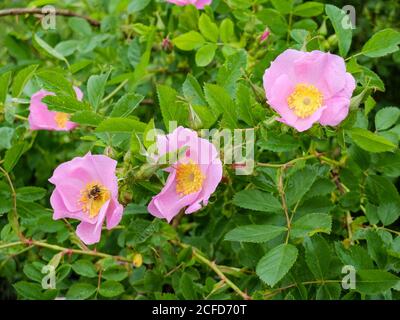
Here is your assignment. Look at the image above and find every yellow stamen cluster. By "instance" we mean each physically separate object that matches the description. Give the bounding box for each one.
[54,112,70,129]
[79,182,110,218]
[287,83,323,118]
[175,162,205,196]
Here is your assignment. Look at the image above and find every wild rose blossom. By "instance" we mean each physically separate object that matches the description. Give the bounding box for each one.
[28,87,83,131]
[263,49,356,132]
[148,126,222,222]
[49,152,123,245]
[165,0,212,9]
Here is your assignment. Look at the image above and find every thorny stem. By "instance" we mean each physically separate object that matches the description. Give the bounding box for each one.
[0,167,25,241]
[0,240,131,263]
[264,279,343,299]
[173,240,251,300]
[257,153,342,169]
[0,8,100,26]
[101,79,129,104]
[278,167,291,244]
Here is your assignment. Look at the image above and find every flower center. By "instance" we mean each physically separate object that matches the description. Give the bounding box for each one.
[175,162,205,196]
[79,182,110,218]
[287,83,323,118]
[54,112,70,129]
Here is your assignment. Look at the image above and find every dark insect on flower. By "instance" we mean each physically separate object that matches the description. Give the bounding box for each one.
[88,185,102,200]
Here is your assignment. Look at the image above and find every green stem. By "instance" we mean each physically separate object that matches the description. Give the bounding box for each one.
[265,279,343,299]
[101,79,129,104]
[174,240,251,300]
[0,166,24,241]
[0,240,131,263]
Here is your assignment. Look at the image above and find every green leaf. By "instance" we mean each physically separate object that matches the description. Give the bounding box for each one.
[258,134,300,152]
[179,274,197,299]
[220,18,235,43]
[182,74,207,106]
[0,71,11,105]
[198,14,219,42]
[361,29,400,58]
[42,95,88,114]
[157,85,187,129]
[195,44,217,67]
[4,142,26,172]
[99,280,124,298]
[33,34,67,64]
[128,0,151,12]
[16,187,46,202]
[72,260,98,278]
[286,167,318,207]
[256,244,298,287]
[68,17,92,37]
[204,83,238,129]
[87,72,109,111]
[35,70,76,97]
[293,2,324,17]
[236,83,255,126]
[12,64,38,98]
[348,128,396,153]
[172,31,205,51]
[356,270,400,295]
[335,242,374,270]
[70,110,104,126]
[0,127,14,150]
[216,50,247,96]
[256,9,288,36]
[316,283,341,300]
[96,117,146,133]
[325,4,352,57]
[110,93,144,118]
[233,190,282,212]
[23,263,45,283]
[225,225,286,243]
[13,281,44,300]
[127,38,141,68]
[66,283,97,300]
[271,0,293,15]
[130,27,155,90]
[375,107,400,131]
[291,213,332,238]
[102,265,128,281]
[304,236,332,279]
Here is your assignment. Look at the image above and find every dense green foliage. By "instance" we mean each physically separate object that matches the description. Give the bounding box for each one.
[0,0,400,300]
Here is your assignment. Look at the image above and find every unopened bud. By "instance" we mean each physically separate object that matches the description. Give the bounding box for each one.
[133,253,143,268]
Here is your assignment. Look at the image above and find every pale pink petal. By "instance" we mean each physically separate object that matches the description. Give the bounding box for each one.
[319,97,350,126]
[148,170,201,222]
[267,74,298,124]
[263,49,304,98]
[106,201,124,229]
[76,200,109,245]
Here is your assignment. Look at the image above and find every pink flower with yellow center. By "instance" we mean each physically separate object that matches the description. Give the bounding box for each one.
[148,127,222,222]
[263,49,356,132]
[28,87,82,131]
[49,152,123,245]
[165,0,212,9]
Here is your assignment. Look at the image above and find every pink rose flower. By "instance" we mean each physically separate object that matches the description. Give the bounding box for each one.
[263,49,356,132]
[166,0,212,9]
[28,87,83,131]
[148,126,222,222]
[49,152,123,245]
